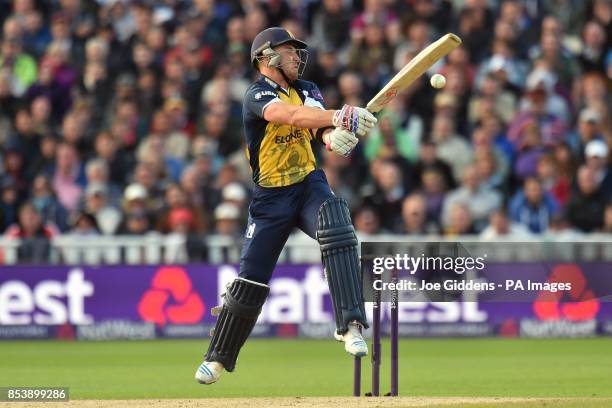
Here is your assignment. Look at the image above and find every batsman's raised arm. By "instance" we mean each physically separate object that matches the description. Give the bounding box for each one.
[262,102,335,130]
[263,101,377,137]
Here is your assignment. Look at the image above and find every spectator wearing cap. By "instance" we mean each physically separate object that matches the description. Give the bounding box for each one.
[3,202,56,263]
[442,164,502,232]
[566,165,608,232]
[507,78,567,149]
[474,40,527,94]
[519,63,571,124]
[83,182,122,235]
[122,181,150,212]
[566,108,605,156]
[30,174,69,232]
[165,206,208,262]
[221,181,249,226]
[584,139,612,198]
[509,176,560,233]
[213,202,242,237]
[0,36,37,96]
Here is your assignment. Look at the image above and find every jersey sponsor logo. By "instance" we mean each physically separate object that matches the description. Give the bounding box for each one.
[275,129,306,144]
[255,90,277,100]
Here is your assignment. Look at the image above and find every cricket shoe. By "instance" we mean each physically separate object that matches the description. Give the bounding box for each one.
[195,361,224,384]
[334,321,368,357]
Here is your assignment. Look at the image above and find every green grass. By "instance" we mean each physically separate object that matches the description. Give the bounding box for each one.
[0,338,610,399]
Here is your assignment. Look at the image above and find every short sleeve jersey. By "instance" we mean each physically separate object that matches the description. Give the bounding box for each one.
[243,75,327,187]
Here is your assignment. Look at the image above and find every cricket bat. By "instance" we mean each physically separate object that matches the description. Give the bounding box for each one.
[366,33,462,113]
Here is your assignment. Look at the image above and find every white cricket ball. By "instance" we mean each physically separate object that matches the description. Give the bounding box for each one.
[430,74,446,89]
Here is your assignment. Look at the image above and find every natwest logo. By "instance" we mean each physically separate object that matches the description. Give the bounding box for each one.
[138,267,205,326]
[0,269,94,325]
[533,264,600,321]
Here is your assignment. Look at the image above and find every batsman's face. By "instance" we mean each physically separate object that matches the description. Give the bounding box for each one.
[276,44,301,80]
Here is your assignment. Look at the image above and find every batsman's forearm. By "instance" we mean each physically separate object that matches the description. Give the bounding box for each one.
[289,106,335,129]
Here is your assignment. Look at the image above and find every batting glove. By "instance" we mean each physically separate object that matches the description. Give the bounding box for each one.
[325,127,358,157]
[332,104,377,138]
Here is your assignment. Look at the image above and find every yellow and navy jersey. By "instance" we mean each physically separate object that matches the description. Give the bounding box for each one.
[243,76,328,188]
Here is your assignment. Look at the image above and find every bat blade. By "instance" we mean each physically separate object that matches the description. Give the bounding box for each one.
[366,33,462,113]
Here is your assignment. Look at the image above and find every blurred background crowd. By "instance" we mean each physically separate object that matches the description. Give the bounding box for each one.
[0,0,611,262]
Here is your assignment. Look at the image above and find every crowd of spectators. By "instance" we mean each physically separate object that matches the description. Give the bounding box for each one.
[0,0,611,262]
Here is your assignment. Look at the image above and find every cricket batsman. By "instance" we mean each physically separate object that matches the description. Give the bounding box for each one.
[195,27,377,384]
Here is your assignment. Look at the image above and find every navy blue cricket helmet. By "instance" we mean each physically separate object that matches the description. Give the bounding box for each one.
[250,27,308,69]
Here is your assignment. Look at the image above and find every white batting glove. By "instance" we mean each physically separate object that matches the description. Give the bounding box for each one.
[332,104,377,138]
[325,127,358,157]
